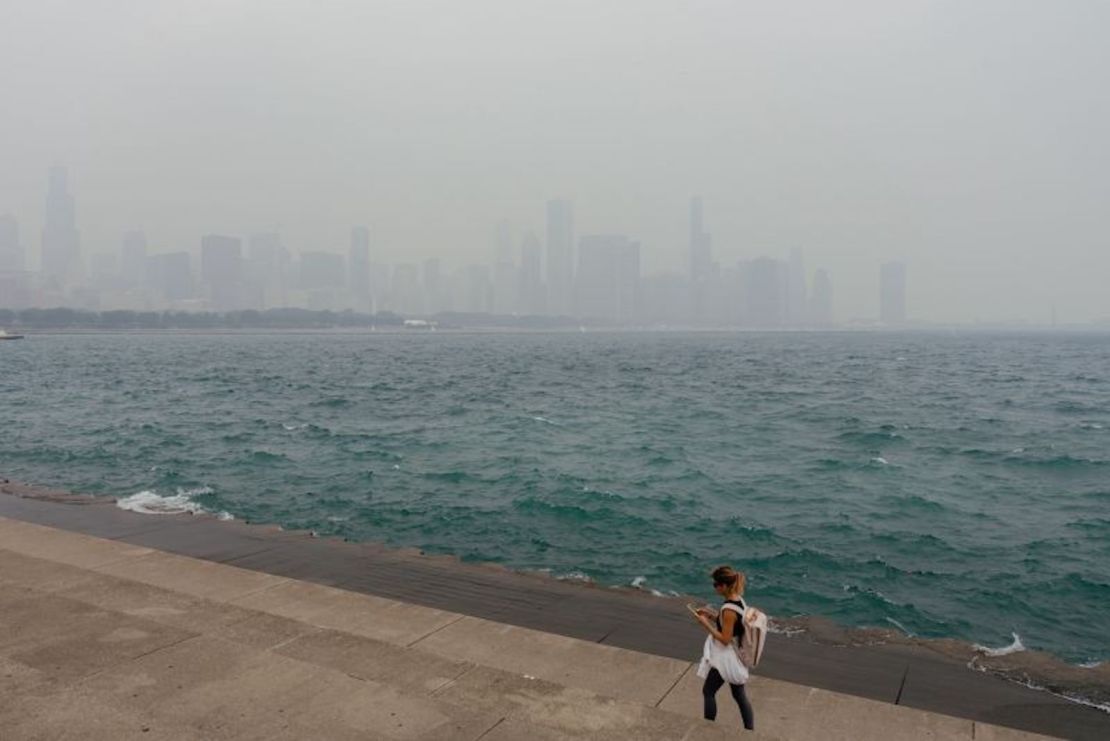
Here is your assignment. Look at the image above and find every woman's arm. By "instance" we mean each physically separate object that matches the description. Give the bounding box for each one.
[695,607,738,645]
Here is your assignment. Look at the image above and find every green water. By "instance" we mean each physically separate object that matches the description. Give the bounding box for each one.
[1,331,1108,666]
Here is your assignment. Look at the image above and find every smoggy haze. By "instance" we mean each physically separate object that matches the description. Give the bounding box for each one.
[1,1,1108,323]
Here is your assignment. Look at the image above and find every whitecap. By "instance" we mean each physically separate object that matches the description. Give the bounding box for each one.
[530,415,559,426]
[216,511,235,521]
[116,486,213,515]
[631,576,648,589]
[974,632,1025,657]
[870,456,889,465]
[1078,660,1104,669]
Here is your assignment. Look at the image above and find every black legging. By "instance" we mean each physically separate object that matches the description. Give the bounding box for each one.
[702,668,754,730]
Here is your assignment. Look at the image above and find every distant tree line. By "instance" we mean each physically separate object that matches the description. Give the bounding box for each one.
[0,307,405,330]
[0,307,588,330]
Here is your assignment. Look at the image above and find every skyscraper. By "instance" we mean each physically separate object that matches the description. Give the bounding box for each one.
[349,226,371,311]
[576,234,641,322]
[786,248,808,325]
[810,269,834,326]
[545,199,573,316]
[518,231,544,316]
[298,251,346,311]
[689,196,713,282]
[247,233,289,310]
[741,257,787,327]
[120,231,148,286]
[147,252,193,304]
[879,261,907,325]
[299,251,346,290]
[492,222,518,315]
[41,166,82,285]
[201,234,244,310]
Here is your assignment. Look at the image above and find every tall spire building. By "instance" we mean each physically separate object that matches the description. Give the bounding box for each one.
[41,166,82,285]
[689,196,713,282]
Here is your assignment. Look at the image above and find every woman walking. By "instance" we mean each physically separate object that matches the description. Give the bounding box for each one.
[691,565,755,731]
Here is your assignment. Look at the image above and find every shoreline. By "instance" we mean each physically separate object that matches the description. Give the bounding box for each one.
[1,478,1108,739]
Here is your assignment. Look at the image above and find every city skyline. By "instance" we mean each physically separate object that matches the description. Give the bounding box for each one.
[0,167,889,327]
[2,2,1108,324]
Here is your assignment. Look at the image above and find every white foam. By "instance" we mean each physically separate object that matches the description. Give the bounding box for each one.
[116,486,214,516]
[1079,659,1104,669]
[871,456,889,465]
[767,620,805,636]
[974,632,1025,657]
[555,570,593,584]
[530,415,559,426]
[631,575,647,588]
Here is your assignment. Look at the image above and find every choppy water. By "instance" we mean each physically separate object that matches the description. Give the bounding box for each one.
[2,331,1108,669]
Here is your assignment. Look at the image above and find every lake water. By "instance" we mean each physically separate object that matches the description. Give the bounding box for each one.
[2,330,1108,668]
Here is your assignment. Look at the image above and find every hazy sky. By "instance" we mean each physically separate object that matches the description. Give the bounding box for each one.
[2,0,1108,322]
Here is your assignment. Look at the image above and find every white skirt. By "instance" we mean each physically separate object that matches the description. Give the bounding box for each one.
[696,635,749,685]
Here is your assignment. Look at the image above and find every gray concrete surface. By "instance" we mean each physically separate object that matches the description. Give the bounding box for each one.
[3,484,1105,739]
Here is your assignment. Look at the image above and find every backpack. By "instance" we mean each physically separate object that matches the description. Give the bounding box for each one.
[721,600,768,669]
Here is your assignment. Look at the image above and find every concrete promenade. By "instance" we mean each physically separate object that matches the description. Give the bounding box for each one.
[0,511,1072,740]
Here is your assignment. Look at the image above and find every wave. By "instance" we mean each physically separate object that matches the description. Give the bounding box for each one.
[974,632,1026,657]
[629,575,669,596]
[115,486,231,519]
[884,617,915,637]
